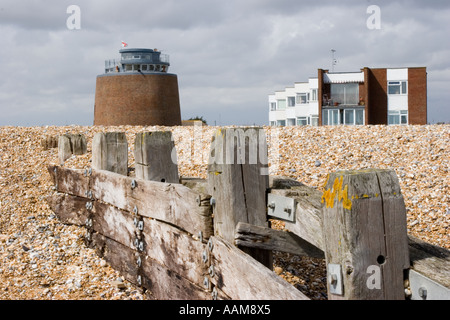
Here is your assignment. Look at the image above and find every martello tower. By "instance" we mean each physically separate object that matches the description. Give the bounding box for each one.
[94,48,182,126]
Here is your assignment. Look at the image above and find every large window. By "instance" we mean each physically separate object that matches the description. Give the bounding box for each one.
[388,110,408,125]
[330,83,359,105]
[296,93,309,104]
[343,109,364,125]
[323,109,364,125]
[388,81,407,95]
[277,100,286,110]
[287,118,296,126]
[322,109,340,125]
[276,120,286,126]
[270,102,276,111]
[297,117,308,126]
[287,97,296,107]
[311,89,318,101]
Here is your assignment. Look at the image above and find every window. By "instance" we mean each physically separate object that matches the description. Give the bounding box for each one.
[388,81,407,95]
[287,97,296,107]
[355,109,364,125]
[270,121,276,126]
[270,102,276,111]
[277,100,286,110]
[343,109,365,125]
[276,120,286,126]
[311,89,318,101]
[330,83,359,105]
[311,115,318,126]
[297,117,308,126]
[322,109,340,125]
[141,65,148,71]
[388,110,408,125]
[125,64,132,71]
[296,93,308,104]
[344,109,354,125]
[287,118,296,126]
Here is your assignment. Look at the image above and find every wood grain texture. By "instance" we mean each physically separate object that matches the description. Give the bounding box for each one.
[209,237,309,300]
[207,128,271,268]
[134,131,179,183]
[92,132,128,175]
[235,222,324,259]
[321,169,409,300]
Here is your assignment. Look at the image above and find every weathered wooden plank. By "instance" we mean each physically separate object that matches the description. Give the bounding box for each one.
[209,236,309,300]
[47,165,89,198]
[235,222,324,259]
[47,189,209,286]
[47,166,213,239]
[89,232,211,300]
[408,235,450,289]
[134,131,179,183]
[271,184,324,251]
[46,193,89,226]
[321,169,409,300]
[89,168,214,239]
[207,128,271,268]
[92,132,128,175]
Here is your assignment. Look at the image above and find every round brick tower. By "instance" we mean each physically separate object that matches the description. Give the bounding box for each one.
[94,48,181,126]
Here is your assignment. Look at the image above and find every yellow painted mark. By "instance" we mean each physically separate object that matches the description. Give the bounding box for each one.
[321,176,352,210]
[362,194,369,198]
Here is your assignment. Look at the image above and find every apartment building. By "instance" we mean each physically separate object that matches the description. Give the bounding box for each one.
[269,67,427,126]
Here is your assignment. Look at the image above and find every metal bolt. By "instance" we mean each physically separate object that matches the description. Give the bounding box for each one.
[131,179,137,189]
[137,275,142,286]
[208,238,214,252]
[210,197,216,206]
[133,217,138,227]
[209,265,215,277]
[133,205,138,215]
[418,287,427,299]
[198,231,203,243]
[137,256,142,267]
[284,207,292,215]
[211,287,218,300]
[203,276,210,289]
[138,241,144,252]
[202,250,208,263]
[329,274,338,286]
[138,220,144,231]
[85,202,93,210]
[268,202,275,210]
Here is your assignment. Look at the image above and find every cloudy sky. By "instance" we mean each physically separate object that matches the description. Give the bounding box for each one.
[0,0,449,126]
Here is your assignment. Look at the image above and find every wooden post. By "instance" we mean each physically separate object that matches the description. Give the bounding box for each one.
[92,132,128,175]
[134,131,179,183]
[58,134,87,165]
[207,127,272,269]
[321,169,410,300]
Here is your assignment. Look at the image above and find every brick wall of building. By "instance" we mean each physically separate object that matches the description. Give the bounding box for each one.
[367,68,388,125]
[94,73,181,126]
[408,67,427,125]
